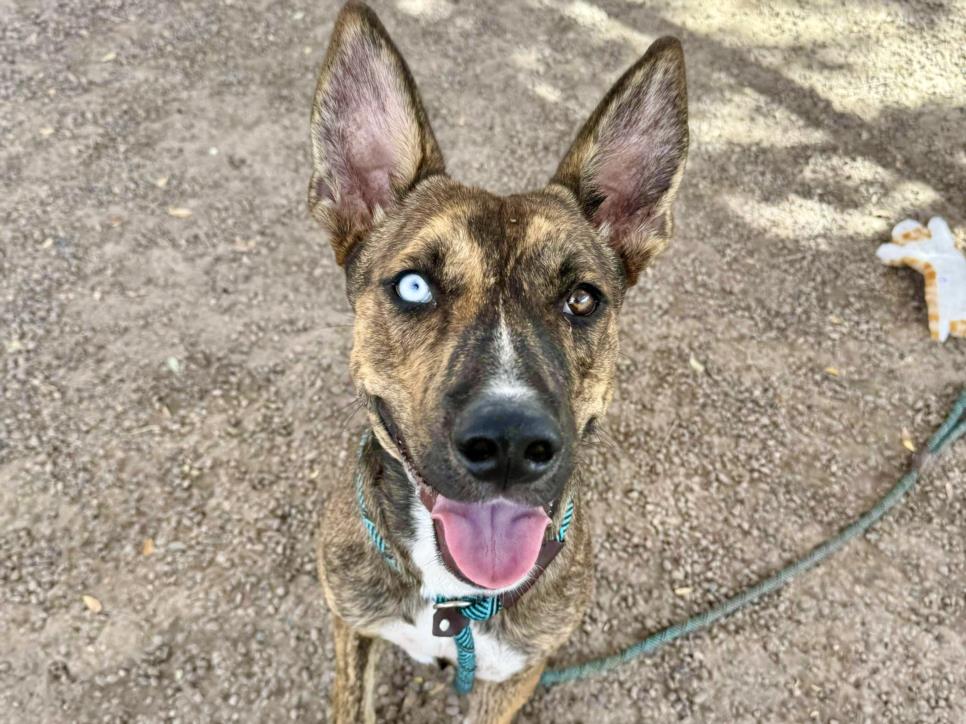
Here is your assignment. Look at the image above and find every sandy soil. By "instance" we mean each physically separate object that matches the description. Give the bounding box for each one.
[1,0,964,722]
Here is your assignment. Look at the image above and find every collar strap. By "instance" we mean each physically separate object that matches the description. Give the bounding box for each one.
[353,428,576,694]
[430,534,565,638]
[353,431,400,571]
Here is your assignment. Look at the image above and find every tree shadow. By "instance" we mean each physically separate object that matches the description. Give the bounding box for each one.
[634,7,964,208]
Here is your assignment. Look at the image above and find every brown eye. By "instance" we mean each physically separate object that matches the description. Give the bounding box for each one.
[563,285,599,317]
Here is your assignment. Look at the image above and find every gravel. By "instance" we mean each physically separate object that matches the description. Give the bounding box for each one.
[1,0,964,722]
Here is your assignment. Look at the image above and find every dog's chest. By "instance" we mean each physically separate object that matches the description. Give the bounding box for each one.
[374,603,528,682]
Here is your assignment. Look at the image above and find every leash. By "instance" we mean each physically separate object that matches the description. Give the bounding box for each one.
[540,387,966,686]
[353,432,574,693]
[352,388,965,693]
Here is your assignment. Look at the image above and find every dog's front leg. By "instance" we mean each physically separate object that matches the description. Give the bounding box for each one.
[465,662,545,724]
[330,614,381,724]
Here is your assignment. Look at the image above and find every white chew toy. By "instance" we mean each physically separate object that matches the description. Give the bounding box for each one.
[876,216,966,342]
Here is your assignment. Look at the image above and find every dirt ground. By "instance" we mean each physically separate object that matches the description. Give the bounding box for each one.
[2,0,965,722]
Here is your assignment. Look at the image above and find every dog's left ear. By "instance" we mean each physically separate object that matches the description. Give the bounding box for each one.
[552,38,688,286]
[308,2,445,266]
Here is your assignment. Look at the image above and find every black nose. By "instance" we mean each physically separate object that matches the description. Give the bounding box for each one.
[451,399,562,486]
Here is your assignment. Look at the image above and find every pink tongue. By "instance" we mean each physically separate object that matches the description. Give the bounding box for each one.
[431,496,550,589]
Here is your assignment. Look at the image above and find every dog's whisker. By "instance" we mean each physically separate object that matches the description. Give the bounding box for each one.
[324,395,365,422]
[337,402,366,432]
[580,424,621,458]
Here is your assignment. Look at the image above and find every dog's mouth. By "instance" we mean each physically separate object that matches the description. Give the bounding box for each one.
[374,397,552,590]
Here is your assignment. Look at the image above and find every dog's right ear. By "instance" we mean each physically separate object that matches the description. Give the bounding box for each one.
[308,2,445,266]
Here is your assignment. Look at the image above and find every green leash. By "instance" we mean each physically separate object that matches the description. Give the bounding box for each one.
[540,387,966,686]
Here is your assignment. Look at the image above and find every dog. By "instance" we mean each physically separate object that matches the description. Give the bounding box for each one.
[309,3,688,721]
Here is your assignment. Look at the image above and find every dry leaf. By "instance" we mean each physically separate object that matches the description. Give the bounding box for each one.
[428,682,446,697]
[166,207,192,218]
[39,127,55,137]
[828,315,844,325]
[673,586,692,597]
[82,595,103,613]
[142,538,156,556]
[824,367,840,377]
[101,51,117,62]
[900,429,916,452]
[155,176,169,189]
[688,354,705,374]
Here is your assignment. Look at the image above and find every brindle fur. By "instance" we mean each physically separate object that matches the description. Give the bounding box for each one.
[318,439,593,722]
[310,3,688,721]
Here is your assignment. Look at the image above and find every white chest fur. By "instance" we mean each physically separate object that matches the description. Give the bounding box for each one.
[375,602,528,682]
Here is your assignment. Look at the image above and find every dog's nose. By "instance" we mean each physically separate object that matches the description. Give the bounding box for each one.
[451,399,562,486]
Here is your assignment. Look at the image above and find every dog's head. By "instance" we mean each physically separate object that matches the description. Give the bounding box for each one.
[310,2,687,590]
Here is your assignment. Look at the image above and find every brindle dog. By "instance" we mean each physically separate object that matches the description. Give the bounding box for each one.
[310,3,688,721]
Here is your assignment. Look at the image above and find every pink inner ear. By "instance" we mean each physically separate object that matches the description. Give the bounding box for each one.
[593,144,648,230]
[588,74,683,238]
[321,38,414,218]
[341,130,395,216]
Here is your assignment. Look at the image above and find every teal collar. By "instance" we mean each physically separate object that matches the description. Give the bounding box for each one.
[352,429,574,693]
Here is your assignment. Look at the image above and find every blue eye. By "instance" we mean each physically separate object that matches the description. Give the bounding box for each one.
[395,272,433,304]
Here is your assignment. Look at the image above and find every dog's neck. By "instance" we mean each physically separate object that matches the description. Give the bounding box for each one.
[363,433,567,601]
